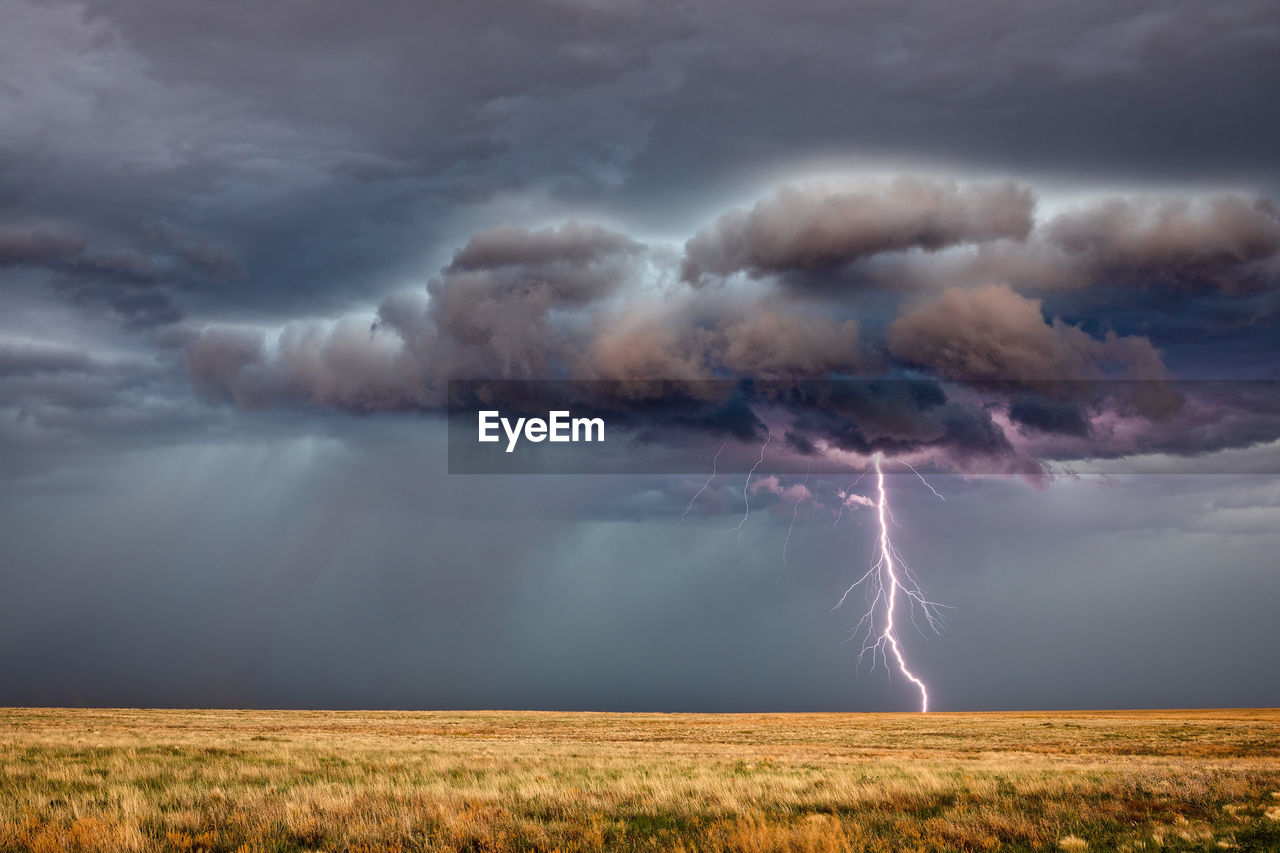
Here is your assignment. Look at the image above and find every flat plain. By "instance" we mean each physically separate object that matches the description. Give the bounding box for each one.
[2,707,1279,852]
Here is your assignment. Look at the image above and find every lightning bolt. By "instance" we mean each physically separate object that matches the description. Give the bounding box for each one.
[835,452,947,712]
[732,434,771,540]
[778,459,811,583]
[676,441,727,526]
[895,456,946,501]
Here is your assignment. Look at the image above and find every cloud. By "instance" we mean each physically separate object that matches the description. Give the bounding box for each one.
[446,221,643,279]
[579,299,861,382]
[1006,394,1092,437]
[772,379,1027,472]
[425,223,648,377]
[749,474,811,505]
[0,219,248,327]
[0,226,86,266]
[187,216,869,410]
[186,327,270,406]
[188,221,649,411]
[712,309,860,377]
[576,302,712,382]
[840,490,873,510]
[142,226,247,283]
[0,339,98,377]
[1043,195,1280,291]
[681,178,1036,284]
[180,181,1280,476]
[0,334,197,481]
[887,283,1167,381]
[894,194,1280,296]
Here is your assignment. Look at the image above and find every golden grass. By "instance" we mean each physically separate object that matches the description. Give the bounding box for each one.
[2,707,1279,852]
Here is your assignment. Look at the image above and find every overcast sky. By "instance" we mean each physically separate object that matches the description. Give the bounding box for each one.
[2,0,1279,711]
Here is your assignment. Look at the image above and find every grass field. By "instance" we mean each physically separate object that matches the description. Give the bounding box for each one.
[2,708,1279,852]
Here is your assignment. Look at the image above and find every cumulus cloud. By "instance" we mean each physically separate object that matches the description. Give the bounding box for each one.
[681,178,1036,284]
[749,475,811,505]
[446,221,643,278]
[840,490,874,510]
[579,299,861,382]
[887,283,1167,381]
[894,194,1280,294]
[187,216,870,409]
[1043,195,1280,291]
[578,303,712,382]
[426,222,648,377]
[182,180,1280,475]
[186,327,270,407]
[713,309,860,377]
[190,221,653,411]
[407,223,643,378]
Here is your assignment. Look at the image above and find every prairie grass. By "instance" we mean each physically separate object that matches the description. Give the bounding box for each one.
[2,707,1279,851]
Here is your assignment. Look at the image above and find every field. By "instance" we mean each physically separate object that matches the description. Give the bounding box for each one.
[2,708,1279,852]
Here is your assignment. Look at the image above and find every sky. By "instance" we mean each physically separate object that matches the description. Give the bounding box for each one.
[1,0,1279,711]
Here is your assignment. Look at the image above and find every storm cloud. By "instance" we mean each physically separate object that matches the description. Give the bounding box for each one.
[178,177,1280,475]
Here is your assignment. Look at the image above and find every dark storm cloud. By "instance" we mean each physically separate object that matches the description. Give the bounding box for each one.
[0,337,216,485]
[141,226,248,284]
[76,0,690,144]
[181,173,1280,476]
[622,0,1280,207]
[1010,380,1280,467]
[0,218,248,327]
[774,379,1013,461]
[5,0,1280,329]
[0,0,694,323]
[1007,394,1092,438]
[0,342,165,428]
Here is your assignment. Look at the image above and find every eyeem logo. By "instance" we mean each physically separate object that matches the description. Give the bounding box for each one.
[478,410,605,453]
